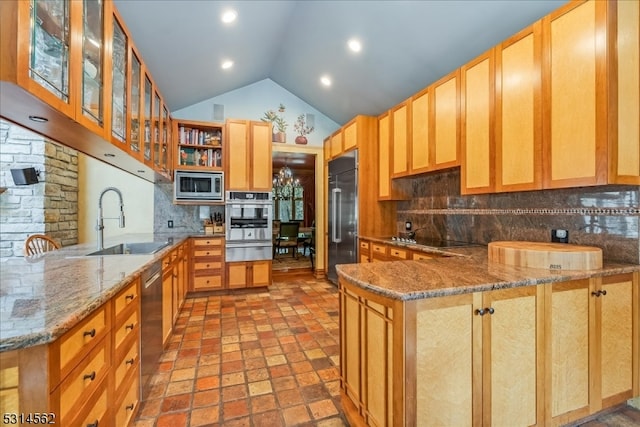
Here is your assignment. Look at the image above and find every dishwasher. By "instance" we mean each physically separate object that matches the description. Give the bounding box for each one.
[140,260,162,401]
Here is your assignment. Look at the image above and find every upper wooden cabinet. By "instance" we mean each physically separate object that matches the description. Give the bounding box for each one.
[391,101,409,177]
[495,23,543,193]
[410,87,430,174]
[461,50,495,194]
[174,119,223,172]
[226,119,272,191]
[611,0,640,184]
[431,69,461,170]
[0,0,172,182]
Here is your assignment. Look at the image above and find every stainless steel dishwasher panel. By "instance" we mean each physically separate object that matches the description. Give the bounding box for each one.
[140,260,162,401]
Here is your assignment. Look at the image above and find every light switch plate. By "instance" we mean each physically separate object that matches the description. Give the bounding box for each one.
[551,229,568,243]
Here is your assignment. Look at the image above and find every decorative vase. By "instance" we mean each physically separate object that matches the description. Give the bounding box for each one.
[295,135,308,145]
[273,131,286,143]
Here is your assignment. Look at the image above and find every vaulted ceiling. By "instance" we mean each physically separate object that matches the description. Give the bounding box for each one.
[114,0,567,125]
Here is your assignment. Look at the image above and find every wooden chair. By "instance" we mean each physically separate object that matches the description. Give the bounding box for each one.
[274,222,300,259]
[24,234,60,256]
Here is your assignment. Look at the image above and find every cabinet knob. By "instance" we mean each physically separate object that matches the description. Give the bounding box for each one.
[83,371,96,381]
[475,308,485,316]
[591,290,607,297]
[83,328,96,338]
[487,307,495,315]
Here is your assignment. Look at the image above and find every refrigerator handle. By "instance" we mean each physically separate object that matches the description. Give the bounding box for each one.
[331,188,342,243]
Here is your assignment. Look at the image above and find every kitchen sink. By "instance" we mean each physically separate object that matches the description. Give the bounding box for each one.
[86,241,170,256]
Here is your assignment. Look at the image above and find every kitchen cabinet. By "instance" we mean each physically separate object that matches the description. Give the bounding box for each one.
[341,271,639,427]
[410,87,430,174]
[371,242,388,262]
[460,50,495,195]
[108,7,129,150]
[190,237,224,292]
[162,249,175,345]
[226,260,271,289]
[226,119,272,191]
[329,129,343,159]
[377,113,408,202]
[610,0,640,184]
[174,119,223,171]
[495,22,543,192]
[359,240,371,263]
[128,46,143,159]
[142,72,153,166]
[391,102,410,177]
[430,69,460,170]
[545,273,638,425]
[542,0,607,188]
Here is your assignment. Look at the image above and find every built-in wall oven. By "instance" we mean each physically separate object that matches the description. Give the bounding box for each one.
[225,191,273,261]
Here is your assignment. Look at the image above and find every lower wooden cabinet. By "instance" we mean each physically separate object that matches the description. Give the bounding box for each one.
[340,272,639,427]
[359,240,371,263]
[226,260,271,289]
[190,237,224,292]
[359,238,445,264]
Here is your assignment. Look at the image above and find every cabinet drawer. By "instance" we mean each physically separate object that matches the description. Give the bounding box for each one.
[360,241,370,250]
[73,385,109,427]
[194,261,222,271]
[114,309,139,354]
[57,337,110,423]
[114,337,139,395]
[114,368,140,427]
[372,244,387,254]
[193,275,223,290]
[114,278,139,321]
[194,248,223,258]
[193,238,223,247]
[389,248,408,259]
[57,304,109,378]
[412,252,434,261]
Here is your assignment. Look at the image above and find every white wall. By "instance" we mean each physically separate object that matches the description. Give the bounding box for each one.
[173,78,340,146]
[78,154,154,243]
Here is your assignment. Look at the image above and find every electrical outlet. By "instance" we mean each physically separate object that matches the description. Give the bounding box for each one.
[405,221,412,231]
[551,229,568,243]
[168,220,174,229]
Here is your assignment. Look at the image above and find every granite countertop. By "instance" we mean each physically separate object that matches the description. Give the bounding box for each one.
[0,232,213,352]
[337,242,640,301]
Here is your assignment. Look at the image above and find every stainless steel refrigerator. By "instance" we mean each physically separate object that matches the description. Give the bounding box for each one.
[327,149,358,284]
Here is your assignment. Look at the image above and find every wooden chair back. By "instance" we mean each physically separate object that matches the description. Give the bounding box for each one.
[24,234,60,256]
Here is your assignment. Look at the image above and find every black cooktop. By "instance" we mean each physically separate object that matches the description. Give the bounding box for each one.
[389,237,474,248]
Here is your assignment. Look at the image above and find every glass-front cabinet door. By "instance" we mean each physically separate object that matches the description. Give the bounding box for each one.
[110,13,127,147]
[143,73,152,164]
[153,91,161,168]
[27,0,73,116]
[79,0,104,132]
[129,50,141,156]
[162,105,170,173]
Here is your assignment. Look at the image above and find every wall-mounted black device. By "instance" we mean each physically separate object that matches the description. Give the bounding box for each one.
[551,229,569,243]
[10,167,40,185]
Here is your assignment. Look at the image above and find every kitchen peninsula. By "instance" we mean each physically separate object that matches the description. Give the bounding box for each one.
[336,245,639,427]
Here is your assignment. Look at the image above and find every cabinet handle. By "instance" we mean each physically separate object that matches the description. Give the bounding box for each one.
[600,290,607,296]
[487,307,495,315]
[475,308,486,316]
[591,290,607,297]
[86,421,99,427]
[126,323,134,331]
[125,294,135,301]
[126,403,135,411]
[83,371,96,381]
[83,328,96,338]
[126,358,135,365]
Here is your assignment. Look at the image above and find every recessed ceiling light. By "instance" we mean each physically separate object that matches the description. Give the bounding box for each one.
[320,75,332,87]
[221,9,237,24]
[221,60,234,70]
[348,38,362,53]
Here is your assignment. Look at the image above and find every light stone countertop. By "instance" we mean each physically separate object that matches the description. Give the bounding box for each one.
[0,232,215,352]
[337,240,640,301]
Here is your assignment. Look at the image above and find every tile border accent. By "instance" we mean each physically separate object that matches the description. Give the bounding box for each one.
[398,207,640,216]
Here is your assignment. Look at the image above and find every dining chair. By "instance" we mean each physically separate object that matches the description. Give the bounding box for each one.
[24,234,60,256]
[274,222,300,259]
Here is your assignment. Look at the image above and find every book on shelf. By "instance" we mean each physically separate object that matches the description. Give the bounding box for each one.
[178,147,222,167]
[178,126,222,146]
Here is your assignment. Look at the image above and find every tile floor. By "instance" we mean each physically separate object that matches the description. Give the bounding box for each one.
[134,273,346,427]
[134,272,640,427]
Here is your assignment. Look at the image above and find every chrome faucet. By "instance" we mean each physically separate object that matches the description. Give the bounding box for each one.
[96,187,125,250]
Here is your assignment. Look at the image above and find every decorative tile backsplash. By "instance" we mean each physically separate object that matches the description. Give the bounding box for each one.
[397,169,640,264]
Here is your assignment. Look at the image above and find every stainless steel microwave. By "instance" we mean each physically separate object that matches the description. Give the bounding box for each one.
[174,170,224,201]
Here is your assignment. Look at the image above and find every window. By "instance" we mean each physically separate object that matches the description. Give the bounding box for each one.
[273,186,304,222]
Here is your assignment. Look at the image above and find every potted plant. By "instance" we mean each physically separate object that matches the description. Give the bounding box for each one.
[261,104,288,143]
[294,114,314,145]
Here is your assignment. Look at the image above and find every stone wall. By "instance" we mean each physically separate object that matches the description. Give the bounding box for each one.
[0,120,78,257]
[397,169,640,264]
